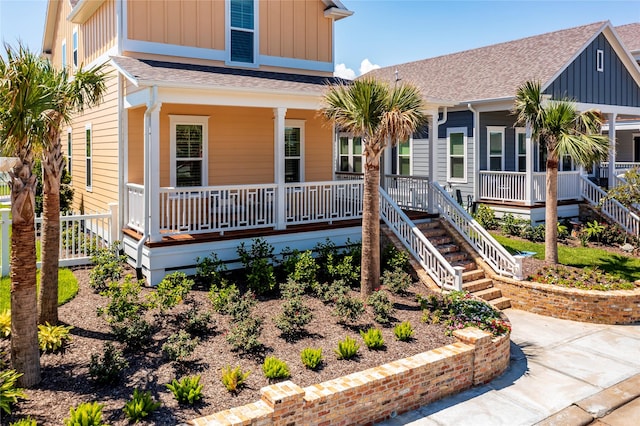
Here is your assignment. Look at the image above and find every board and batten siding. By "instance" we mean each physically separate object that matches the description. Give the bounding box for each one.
[545,33,640,107]
[435,111,475,201]
[478,112,518,171]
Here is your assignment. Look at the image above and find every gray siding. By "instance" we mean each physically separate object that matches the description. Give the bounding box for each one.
[545,33,640,107]
[479,112,519,171]
[412,139,430,176]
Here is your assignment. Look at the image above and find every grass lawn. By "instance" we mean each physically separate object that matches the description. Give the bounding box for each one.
[0,268,79,311]
[493,234,640,282]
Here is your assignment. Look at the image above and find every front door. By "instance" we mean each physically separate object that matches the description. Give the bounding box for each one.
[634,136,640,162]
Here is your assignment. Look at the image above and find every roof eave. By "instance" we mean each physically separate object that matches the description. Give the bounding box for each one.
[324,7,353,21]
[41,0,60,55]
[67,0,106,24]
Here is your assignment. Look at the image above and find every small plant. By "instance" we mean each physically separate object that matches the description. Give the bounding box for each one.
[148,271,194,312]
[360,327,385,350]
[166,375,204,405]
[367,290,395,325]
[557,222,569,240]
[89,242,126,293]
[473,204,498,229]
[280,278,307,299]
[162,330,200,362]
[64,402,106,426]
[123,388,161,423]
[98,275,147,324]
[112,317,153,349]
[584,220,605,243]
[274,296,313,337]
[500,213,526,236]
[227,290,258,322]
[0,370,27,415]
[10,418,37,426]
[314,239,338,281]
[300,347,323,370]
[393,321,414,341]
[179,305,214,336]
[382,244,409,272]
[333,294,365,324]
[262,356,291,380]
[327,253,360,287]
[226,316,263,353]
[221,365,250,393]
[521,223,545,242]
[89,342,129,384]
[289,250,319,291]
[335,336,360,360]
[237,238,277,295]
[208,282,239,314]
[0,309,10,338]
[196,252,228,287]
[37,322,73,353]
[381,268,412,295]
[312,279,350,303]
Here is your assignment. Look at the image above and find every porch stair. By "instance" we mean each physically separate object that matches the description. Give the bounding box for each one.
[416,219,511,310]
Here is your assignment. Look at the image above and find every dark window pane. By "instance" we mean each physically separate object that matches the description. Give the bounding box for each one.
[353,137,362,154]
[451,157,464,179]
[399,157,410,175]
[450,133,464,156]
[86,159,91,187]
[285,127,300,156]
[231,0,253,29]
[231,29,253,63]
[353,156,362,173]
[285,159,300,182]
[518,156,526,172]
[85,129,91,156]
[339,137,349,155]
[176,160,202,187]
[490,157,502,171]
[340,156,349,172]
[489,132,502,155]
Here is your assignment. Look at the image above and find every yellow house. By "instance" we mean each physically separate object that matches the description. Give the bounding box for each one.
[41,0,367,285]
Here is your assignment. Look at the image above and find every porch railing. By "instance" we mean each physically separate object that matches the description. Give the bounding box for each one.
[383,175,430,212]
[600,162,640,179]
[479,171,581,203]
[379,187,462,291]
[532,171,581,202]
[580,175,640,237]
[285,181,363,225]
[126,183,144,233]
[432,182,523,279]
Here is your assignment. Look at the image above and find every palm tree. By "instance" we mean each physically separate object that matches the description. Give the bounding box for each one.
[0,44,51,387]
[323,78,425,298]
[514,81,608,264]
[38,62,107,325]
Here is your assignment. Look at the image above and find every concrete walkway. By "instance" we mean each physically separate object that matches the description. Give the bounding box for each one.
[378,309,640,426]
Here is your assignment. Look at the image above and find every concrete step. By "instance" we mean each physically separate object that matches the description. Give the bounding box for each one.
[436,243,460,254]
[463,278,493,293]
[473,287,503,301]
[489,296,512,310]
[462,269,486,283]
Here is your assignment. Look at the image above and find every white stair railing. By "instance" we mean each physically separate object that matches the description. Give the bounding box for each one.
[379,187,463,291]
[431,182,523,279]
[580,175,640,237]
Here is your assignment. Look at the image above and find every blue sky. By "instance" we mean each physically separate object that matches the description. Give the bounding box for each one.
[1,0,639,78]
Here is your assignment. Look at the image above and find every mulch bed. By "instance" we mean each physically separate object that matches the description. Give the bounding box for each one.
[1,267,455,426]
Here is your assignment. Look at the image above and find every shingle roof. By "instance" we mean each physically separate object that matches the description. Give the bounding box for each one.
[365,22,607,104]
[110,56,346,94]
[616,23,640,53]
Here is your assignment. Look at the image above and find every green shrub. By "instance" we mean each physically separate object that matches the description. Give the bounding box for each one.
[227,291,258,322]
[0,309,10,338]
[280,278,306,299]
[360,327,385,350]
[521,223,545,242]
[89,342,129,385]
[37,322,73,353]
[9,417,37,426]
[162,330,200,362]
[327,253,360,287]
[208,282,239,314]
[382,244,409,272]
[367,290,395,325]
[89,242,126,293]
[0,370,27,415]
[123,388,161,423]
[221,365,250,393]
[500,213,527,236]
[289,250,319,291]
[237,238,277,295]
[333,294,364,324]
[196,252,228,287]
[311,279,349,303]
[112,317,153,349]
[584,220,605,242]
[98,275,146,324]
[473,204,498,229]
[300,348,323,370]
[262,356,290,380]
[393,321,414,341]
[314,239,337,282]
[381,268,412,295]
[166,375,204,405]
[148,272,193,312]
[64,402,106,426]
[179,305,214,337]
[274,297,313,337]
[227,316,263,353]
[335,336,360,360]
[557,222,569,240]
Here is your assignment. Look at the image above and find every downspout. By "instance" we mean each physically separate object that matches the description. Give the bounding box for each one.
[437,107,448,126]
[467,103,480,204]
[135,86,159,277]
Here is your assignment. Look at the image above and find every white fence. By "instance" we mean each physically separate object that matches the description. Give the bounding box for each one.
[0,208,115,276]
[600,162,640,179]
[479,170,581,203]
[532,171,581,202]
[285,181,363,225]
[580,176,640,237]
[383,175,430,212]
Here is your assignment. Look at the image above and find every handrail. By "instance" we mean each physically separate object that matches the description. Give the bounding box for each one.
[431,182,523,279]
[580,175,640,237]
[379,187,463,291]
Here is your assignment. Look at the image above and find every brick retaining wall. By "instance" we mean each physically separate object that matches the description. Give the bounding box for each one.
[190,327,510,426]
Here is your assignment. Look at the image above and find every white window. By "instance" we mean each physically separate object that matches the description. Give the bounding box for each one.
[61,40,66,68]
[285,120,305,183]
[396,139,411,176]
[560,155,575,171]
[66,127,72,178]
[170,115,209,187]
[447,127,467,182]
[596,49,604,72]
[85,123,92,190]
[228,0,256,65]
[338,134,362,174]
[72,28,78,68]
[515,128,526,172]
[487,126,505,171]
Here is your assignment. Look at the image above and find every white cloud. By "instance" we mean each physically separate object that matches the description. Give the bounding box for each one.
[334,63,356,80]
[359,59,380,75]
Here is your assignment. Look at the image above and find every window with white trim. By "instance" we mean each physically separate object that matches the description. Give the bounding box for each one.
[397,139,411,176]
[72,28,78,68]
[596,49,604,72]
[61,40,67,68]
[338,134,362,174]
[447,128,466,182]
[170,116,209,187]
[228,0,256,64]
[285,120,305,183]
[66,128,72,178]
[487,126,505,171]
[560,155,575,171]
[515,128,526,172]
[85,123,92,190]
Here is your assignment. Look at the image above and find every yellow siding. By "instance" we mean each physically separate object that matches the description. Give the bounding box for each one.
[127,107,145,185]
[287,109,333,181]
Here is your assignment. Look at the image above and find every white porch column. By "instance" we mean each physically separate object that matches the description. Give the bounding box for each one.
[147,95,162,243]
[524,123,534,206]
[428,110,438,214]
[608,113,617,189]
[274,107,287,230]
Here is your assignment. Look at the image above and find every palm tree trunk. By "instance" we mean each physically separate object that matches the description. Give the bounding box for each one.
[9,155,41,387]
[39,139,64,325]
[361,159,380,299]
[545,154,559,264]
